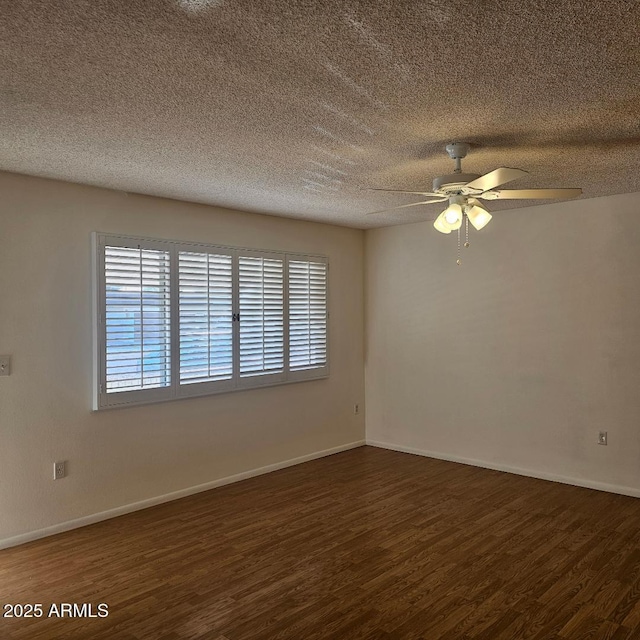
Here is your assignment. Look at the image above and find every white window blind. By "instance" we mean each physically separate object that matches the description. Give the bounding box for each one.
[239,255,284,379]
[103,245,171,394]
[95,234,328,409]
[288,259,328,372]
[179,251,233,385]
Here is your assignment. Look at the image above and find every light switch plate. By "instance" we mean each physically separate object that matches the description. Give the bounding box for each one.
[0,355,10,376]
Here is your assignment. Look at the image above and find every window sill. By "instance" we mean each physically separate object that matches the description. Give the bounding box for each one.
[92,371,329,411]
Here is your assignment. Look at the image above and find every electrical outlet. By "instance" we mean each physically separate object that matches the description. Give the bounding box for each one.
[354,404,360,415]
[598,431,608,446]
[53,461,66,479]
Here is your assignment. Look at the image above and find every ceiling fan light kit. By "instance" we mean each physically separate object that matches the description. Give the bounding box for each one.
[466,203,492,231]
[369,141,582,264]
[442,199,463,229]
[433,212,452,234]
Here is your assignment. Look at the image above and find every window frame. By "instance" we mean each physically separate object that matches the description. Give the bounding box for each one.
[93,233,329,410]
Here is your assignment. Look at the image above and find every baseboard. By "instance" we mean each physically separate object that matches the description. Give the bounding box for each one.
[367,439,640,499]
[0,440,366,550]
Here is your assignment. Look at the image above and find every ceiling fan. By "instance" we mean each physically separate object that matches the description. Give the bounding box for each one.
[367,142,582,236]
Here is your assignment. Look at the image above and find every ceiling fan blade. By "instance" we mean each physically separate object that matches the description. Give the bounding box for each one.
[465,167,528,192]
[367,188,442,197]
[482,188,582,200]
[365,198,447,215]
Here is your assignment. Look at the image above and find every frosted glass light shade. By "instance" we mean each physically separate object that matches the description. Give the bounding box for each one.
[466,205,492,230]
[443,203,462,230]
[433,211,452,234]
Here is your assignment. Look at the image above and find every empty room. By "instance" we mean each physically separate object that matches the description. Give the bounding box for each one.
[2,0,640,638]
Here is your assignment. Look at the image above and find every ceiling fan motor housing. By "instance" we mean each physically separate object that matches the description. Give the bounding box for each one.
[433,173,482,195]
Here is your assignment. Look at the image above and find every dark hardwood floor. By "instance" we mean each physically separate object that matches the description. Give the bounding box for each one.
[2,446,640,639]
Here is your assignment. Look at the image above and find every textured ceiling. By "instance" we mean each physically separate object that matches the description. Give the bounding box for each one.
[1,0,639,228]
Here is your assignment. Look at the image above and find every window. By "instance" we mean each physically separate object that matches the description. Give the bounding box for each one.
[93,234,328,409]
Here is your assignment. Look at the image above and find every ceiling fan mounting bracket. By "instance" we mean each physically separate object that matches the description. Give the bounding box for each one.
[445,142,470,173]
[445,142,469,160]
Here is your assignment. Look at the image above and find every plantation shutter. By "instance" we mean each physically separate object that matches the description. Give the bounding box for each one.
[95,234,328,409]
[178,250,234,394]
[102,244,171,405]
[288,258,328,377]
[238,254,285,383]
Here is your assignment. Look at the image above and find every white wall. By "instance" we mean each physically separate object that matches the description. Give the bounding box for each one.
[365,192,640,493]
[0,172,365,543]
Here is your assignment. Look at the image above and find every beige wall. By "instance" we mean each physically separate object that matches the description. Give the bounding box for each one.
[0,172,365,542]
[5,169,640,545]
[365,192,640,493]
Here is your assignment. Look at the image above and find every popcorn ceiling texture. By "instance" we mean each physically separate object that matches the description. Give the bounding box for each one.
[1,0,639,228]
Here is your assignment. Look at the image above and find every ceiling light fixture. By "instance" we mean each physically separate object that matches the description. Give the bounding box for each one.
[433,198,492,233]
[433,196,483,264]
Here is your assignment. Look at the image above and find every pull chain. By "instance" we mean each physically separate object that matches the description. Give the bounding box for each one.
[465,215,470,248]
[457,227,461,265]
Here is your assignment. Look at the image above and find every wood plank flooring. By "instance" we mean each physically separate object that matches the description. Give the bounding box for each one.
[3,446,640,639]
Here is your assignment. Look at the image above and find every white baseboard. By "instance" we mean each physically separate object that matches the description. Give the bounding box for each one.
[0,440,366,550]
[367,439,640,499]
